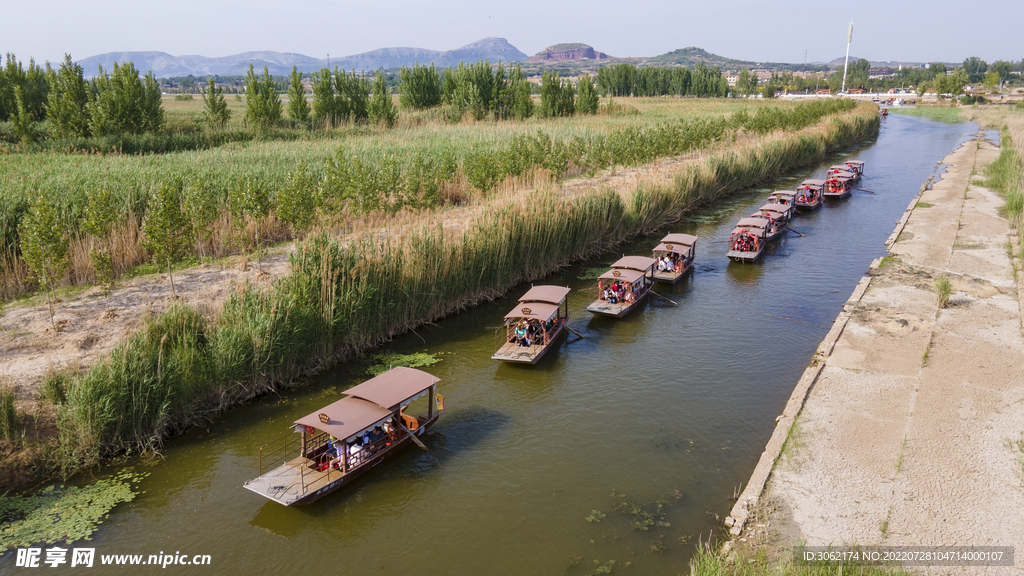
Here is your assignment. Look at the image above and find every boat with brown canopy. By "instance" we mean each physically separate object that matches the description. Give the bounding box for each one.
[586,256,656,318]
[844,160,865,176]
[651,233,698,284]
[823,173,854,199]
[727,218,768,263]
[749,206,789,241]
[492,285,571,364]
[795,179,824,211]
[243,367,441,506]
[766,190,798,207]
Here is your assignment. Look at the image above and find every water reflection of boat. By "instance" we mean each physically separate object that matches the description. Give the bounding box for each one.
[651,233,698,284]
[795,179,824,211]
[586,256,656,318]
[243,367,441,506]
[727,218,768,263]
[492,285,571,364]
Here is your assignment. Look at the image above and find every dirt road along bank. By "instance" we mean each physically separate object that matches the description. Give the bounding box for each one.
[727,133,1024,574]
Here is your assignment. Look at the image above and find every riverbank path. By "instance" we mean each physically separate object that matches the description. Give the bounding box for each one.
[765,133,1024,574]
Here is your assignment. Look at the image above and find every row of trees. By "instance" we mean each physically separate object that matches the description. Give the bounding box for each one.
[2,53,164,141]
[594,63,728,98]
[398,61,535,121]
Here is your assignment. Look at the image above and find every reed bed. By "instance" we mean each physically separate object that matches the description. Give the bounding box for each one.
[50,103,879,470]
[0,99,856,301]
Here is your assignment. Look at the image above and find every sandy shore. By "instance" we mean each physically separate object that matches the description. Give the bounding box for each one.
[729,133,1024,574]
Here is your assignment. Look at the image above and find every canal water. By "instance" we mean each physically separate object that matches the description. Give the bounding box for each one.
[5,114,979,575]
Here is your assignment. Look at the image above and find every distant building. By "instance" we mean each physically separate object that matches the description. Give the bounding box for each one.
[868,68,895,79]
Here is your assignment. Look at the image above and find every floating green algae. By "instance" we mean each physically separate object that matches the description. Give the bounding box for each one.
[366,352,441,376]
[0,470,147,553]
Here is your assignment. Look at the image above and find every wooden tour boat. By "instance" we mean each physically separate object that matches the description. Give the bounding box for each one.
[586,256,656,318]
[827,165,859,180]
[823,173,854,199]
[795,179,825,211]
[651,233,698,284]
[749,208,789,241]
[492,285,571,364]
[727,219,768,263]
[766,190,798,207]
[244,367,442,506]
[844,160,865,176]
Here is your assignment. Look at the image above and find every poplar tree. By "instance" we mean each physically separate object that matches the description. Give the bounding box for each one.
[311,67,337,125]
[244,64,282,132]
[141,183,192,297]
[368,71,396,128]
[576,73,599,115]
[287,66,310,123]
[91,61,164,135]
[399,63,442,109]
[201,77,230,128]
[46,55,92,138]
[19,196,70,327]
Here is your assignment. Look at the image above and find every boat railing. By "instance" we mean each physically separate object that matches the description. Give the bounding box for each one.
[257,431,304,476]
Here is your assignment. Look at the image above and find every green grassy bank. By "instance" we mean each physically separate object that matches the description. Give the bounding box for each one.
[12,102,880,487]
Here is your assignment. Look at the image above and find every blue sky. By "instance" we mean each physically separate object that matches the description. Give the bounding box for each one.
[3,0,1021,66]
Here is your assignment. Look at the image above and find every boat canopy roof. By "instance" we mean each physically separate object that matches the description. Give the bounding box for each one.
[611,255,656,272]
[801,179,826,186]
[829,165,850,171]
[737,217,768,229]
[846,160,865,167]
[504,301,560,321]
[768,190,797,199]
[660,233,698,247]
[598,268,646,283]
[340,366,439,411]
[518,285,570,305]
[294,396,393,441]
[653,242,692,255]
[730,227,764,239]
[828,173,854,181]
[759,203,789,214]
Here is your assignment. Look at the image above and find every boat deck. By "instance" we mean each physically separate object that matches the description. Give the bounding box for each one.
[492,341,550,363]
[587,295,645,318]
[727,248,763,263]
[243,457,338,506]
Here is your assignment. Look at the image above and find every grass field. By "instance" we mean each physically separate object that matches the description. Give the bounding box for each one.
[0,97,857,300]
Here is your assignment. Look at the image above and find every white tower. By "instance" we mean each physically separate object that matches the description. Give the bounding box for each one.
[841,21,854,93]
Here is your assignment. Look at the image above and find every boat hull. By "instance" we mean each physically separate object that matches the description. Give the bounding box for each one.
[727,247,764,263]
[823,190,852,199]
[795,199,822,211]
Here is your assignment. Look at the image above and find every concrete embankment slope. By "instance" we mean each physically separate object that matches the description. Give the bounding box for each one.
[727,133,1024,573]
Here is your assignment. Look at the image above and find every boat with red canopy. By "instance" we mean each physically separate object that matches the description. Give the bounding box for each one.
[243,367,441,506]
[651,233,698,284]
[492,285,571,364]
[795,179,824,211]
[727,218,768,263]
[587,256,656,318]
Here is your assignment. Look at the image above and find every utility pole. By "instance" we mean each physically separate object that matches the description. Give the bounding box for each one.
[841,21,854,93]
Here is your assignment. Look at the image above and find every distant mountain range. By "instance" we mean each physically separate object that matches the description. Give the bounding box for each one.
[76,38,528,78]
[76,40,924,79]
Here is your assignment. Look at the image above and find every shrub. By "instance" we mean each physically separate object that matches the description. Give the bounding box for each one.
[0,386,20,442]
